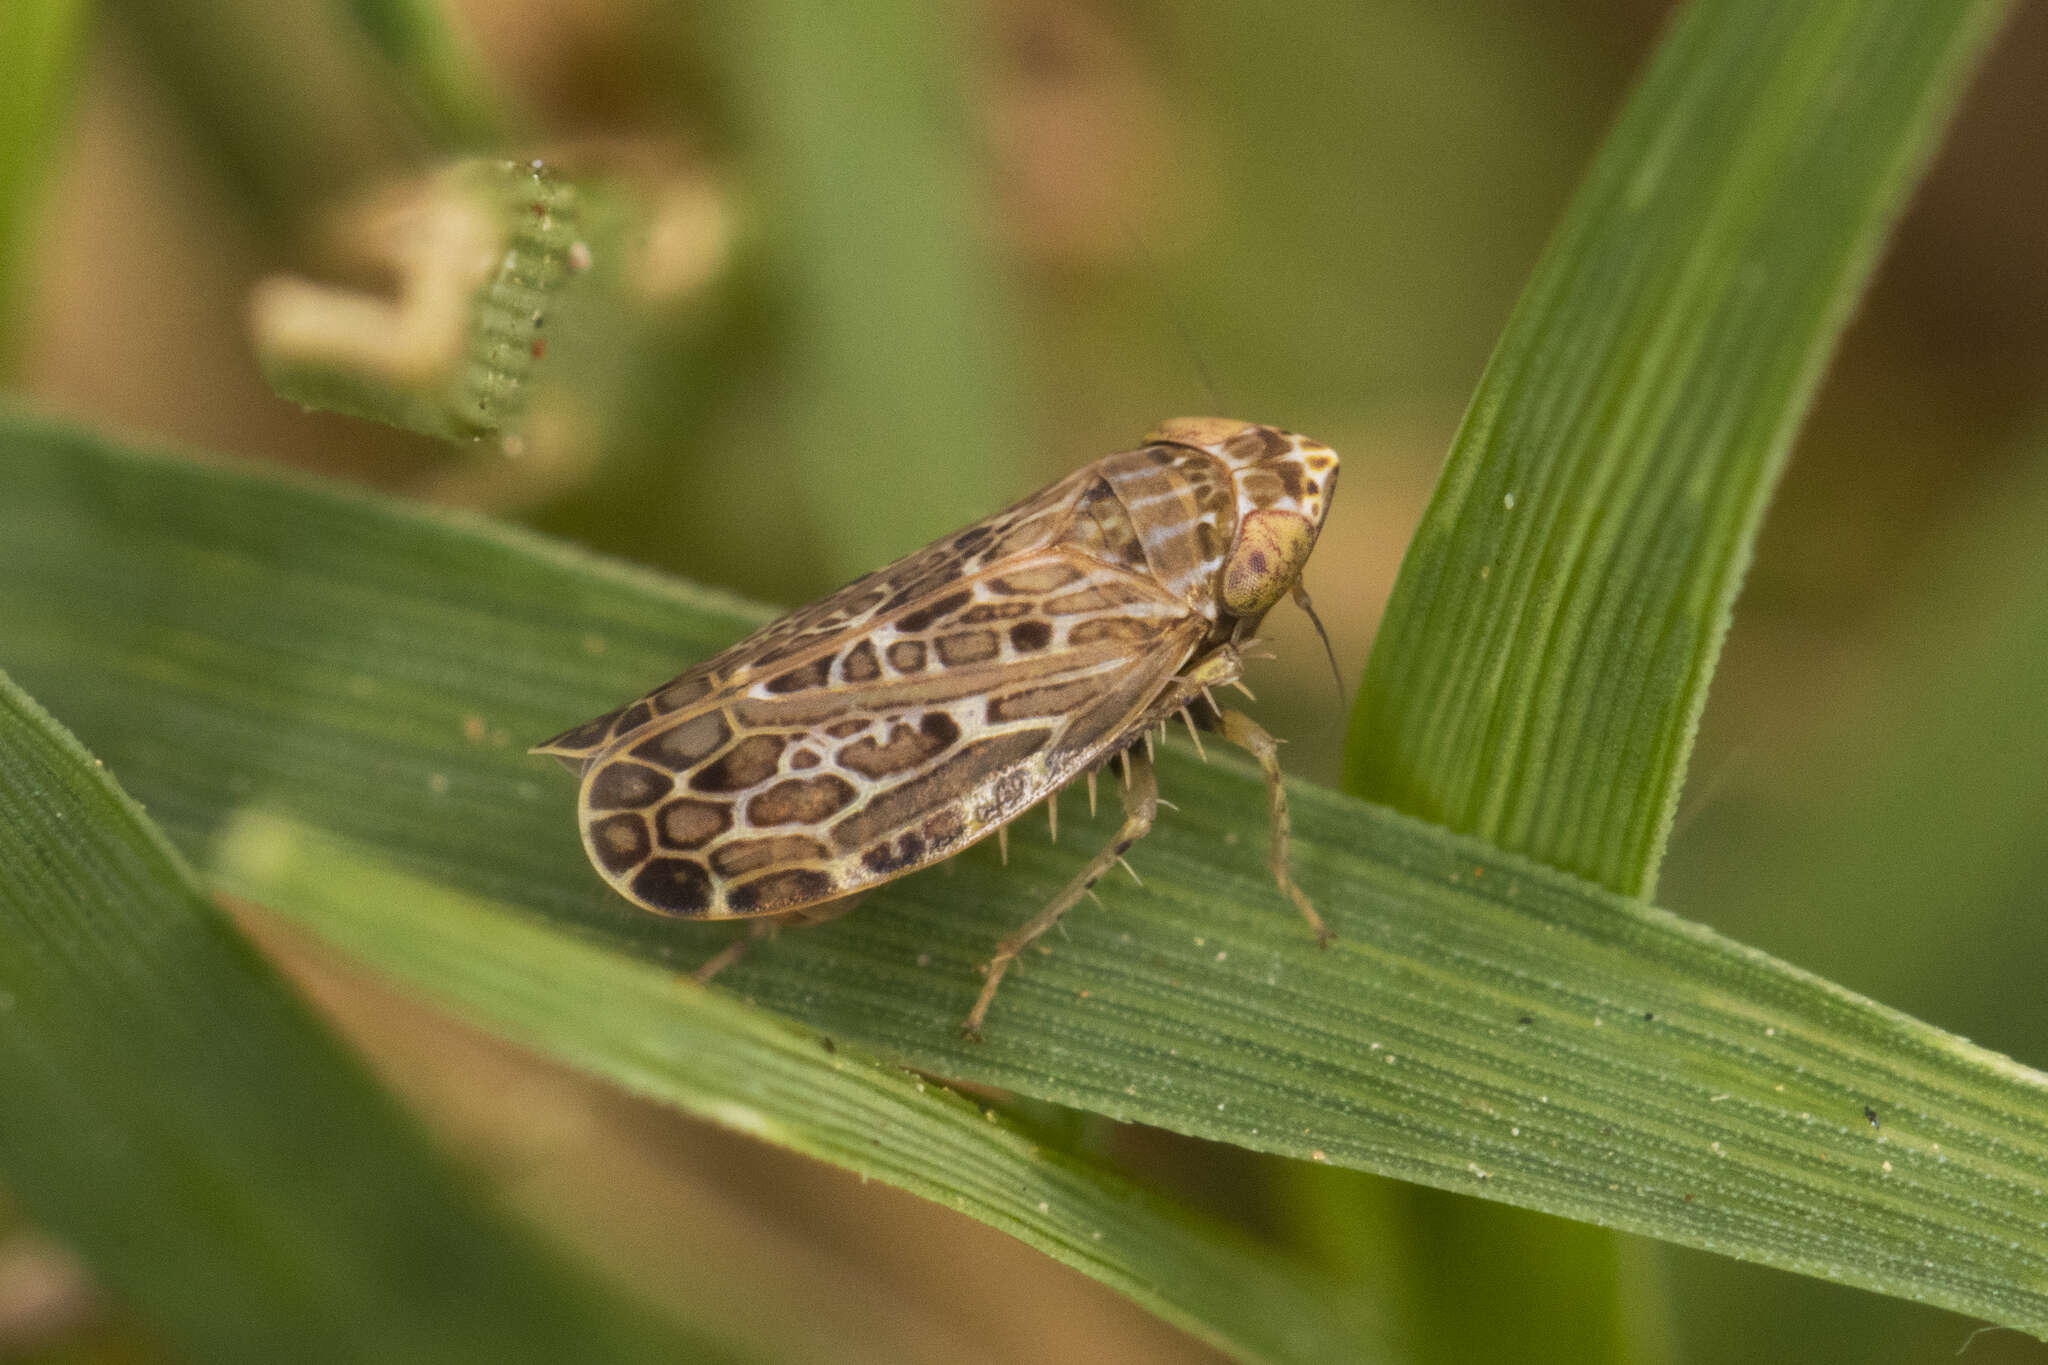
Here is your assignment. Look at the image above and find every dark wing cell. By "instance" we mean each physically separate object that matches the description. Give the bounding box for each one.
[564,546,1201,918]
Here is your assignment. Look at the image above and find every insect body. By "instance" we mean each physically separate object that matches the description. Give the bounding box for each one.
[535,417,1339,1036]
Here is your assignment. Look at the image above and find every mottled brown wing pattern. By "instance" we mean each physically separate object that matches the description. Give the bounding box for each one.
[537,418,1342,1035]
[563,547,1204,919]
[532,465,1104,767]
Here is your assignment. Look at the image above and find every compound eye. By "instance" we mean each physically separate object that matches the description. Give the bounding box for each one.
[1222,509,1316,617]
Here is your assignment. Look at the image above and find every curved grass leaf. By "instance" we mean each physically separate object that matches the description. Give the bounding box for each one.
[1,416,2044,1338]
[213,809,1357,1365]
[1345,0,2011,901]
[0,669,732,1365]
[1331,0,2011,1354]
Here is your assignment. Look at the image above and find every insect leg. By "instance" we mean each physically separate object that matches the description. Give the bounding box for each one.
[691,895,864,985]
[692,921,776,984]
[963,747,1160,1040]
[1214,708,1332,947]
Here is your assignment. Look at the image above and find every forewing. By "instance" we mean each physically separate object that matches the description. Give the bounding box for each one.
[571,546,1202,920]
[531,664,720,768]
[530,466,1098,769]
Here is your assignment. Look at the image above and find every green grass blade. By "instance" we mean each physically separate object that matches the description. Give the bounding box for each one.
[1657,449,2048,1358]
[213,810,1356,1365]
[700,0,1020,583]
[105,0,409,223]
[2,414,2045,1336]
[341,0,518,148]
[1345,0,2010,900]
[0,0,88,355]
[0,670,734,1365]
[1332,2,2008,1354]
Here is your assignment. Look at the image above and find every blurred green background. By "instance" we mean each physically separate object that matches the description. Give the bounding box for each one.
[4,1,2046,1361]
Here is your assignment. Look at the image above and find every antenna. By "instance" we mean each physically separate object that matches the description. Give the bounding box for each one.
[1292,583,1346,707]
[1119,213,1227,414]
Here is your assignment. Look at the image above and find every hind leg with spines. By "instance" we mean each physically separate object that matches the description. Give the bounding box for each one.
[1214,707,1331,947]
[963,744,1159,1040]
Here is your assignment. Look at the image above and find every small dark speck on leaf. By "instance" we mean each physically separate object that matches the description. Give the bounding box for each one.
[1864,1106,1881,1130]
